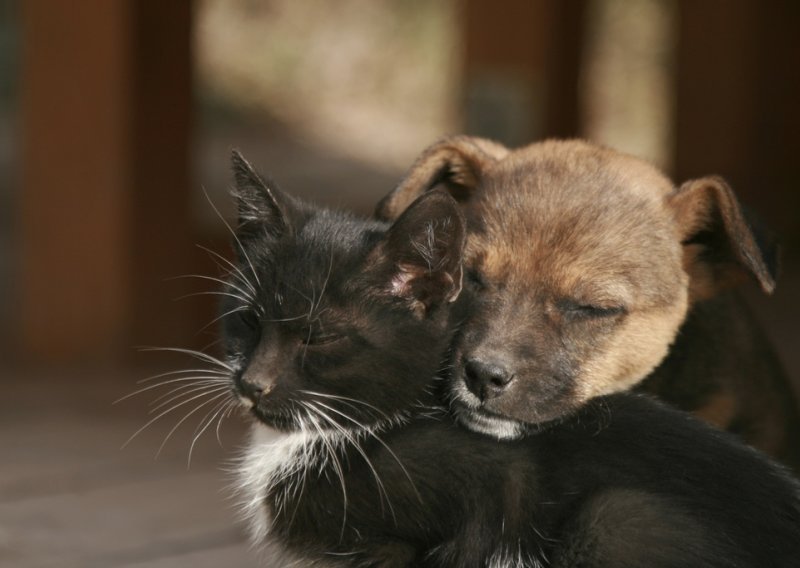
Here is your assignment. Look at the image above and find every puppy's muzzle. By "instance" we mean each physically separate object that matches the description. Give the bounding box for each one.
[464,358,515,401]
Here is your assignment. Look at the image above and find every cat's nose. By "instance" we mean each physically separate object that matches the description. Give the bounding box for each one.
[237,367,274,402]
[464,358,514,401]
[238,376,265,401]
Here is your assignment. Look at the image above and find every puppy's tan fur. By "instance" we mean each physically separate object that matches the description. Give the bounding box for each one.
[377,137,800,469]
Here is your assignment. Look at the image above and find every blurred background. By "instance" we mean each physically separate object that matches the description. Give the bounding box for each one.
[1,1,799,566]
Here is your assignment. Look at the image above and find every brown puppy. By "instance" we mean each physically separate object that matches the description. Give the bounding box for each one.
[376,136,800,470]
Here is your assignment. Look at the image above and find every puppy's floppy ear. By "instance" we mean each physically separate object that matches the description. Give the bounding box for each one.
[375,135,509,221]
[230,150,292,240]
[669,176,779,301]
[372,189,467,314]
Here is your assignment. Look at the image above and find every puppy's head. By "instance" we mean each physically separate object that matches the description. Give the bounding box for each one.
[379,137,778,438]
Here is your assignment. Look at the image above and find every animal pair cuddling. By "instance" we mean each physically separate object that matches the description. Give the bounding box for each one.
[225,138,800,567]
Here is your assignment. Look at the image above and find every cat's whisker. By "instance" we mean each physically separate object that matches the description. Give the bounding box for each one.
[187,397,227,446]
[168,273,256,304]
[149,382,230,413]
[176,289,253,306]
[136,367,229,385]
[137,346,234,372]
[300,405,348,536]
[201,338,223,353]
[300,326,312,369]
[298,390,391,421]
[298,283,318,369]
[309,306,332,325]
[279,403,313,530]
[412,399,447,421]
[186,395,235,468]
[209,397,236,433]
[300,287,316,368]
[122,388,228,450]
[311,400,371,431]
[195,244,259,298]
[215,401,238,446]
[304,401,396,522]
[312,249,335,316]
[201,185,262,288]
[155,390,231,459]
[196,305,251,334]
[307,395,370,423]
[283,280,314,307]
[312,401,422,505]
[148,387,229,425]
[115,375,228,404]
[309,281,317,318]
[265,313,313,323]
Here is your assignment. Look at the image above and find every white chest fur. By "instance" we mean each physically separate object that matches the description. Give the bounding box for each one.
[235,425,352,568]
[235,425,318,543]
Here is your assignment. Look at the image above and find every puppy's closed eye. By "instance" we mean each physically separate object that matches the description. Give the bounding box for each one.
[558,300,627,320]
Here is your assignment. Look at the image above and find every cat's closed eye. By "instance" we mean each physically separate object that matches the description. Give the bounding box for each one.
[236,309,260,331]
[301,330,345,347]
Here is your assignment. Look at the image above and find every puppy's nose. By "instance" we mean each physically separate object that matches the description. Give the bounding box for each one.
[464,358,514,401]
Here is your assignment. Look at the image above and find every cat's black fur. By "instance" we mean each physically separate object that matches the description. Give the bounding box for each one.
[224,152,800,568]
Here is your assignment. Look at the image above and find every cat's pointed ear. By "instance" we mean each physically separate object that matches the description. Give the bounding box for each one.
[374,189,467,314]
[231,150,291,238]
[669,176,779,302]
[375,135,509,221]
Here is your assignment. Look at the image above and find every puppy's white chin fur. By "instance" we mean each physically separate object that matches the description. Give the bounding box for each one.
[455,407,525,440]
[451,381,525,440]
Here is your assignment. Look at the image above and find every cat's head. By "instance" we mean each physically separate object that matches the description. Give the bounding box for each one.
[222,152,467,433]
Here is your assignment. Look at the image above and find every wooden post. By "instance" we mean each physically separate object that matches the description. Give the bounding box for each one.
[128,0,195,352]
[462,0,587,145]
[19,1,194,366]
[20,1,133,364]
[674,0,800,249]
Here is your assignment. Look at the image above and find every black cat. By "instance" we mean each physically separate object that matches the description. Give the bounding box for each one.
[224,152,800,567]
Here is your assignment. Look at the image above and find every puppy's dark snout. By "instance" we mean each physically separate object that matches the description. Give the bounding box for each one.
[464,358,514,401]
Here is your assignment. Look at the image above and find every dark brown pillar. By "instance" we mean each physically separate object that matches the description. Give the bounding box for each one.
[462,0,587,145]
[674,1,800,249]
[128,0,195,352]
[20,1,133,364]
[19,1,194,366]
